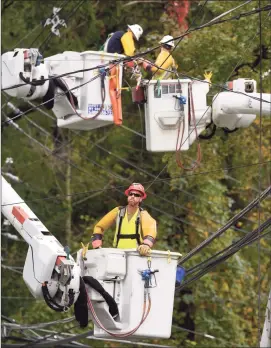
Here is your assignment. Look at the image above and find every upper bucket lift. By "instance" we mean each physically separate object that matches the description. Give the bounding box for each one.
[44,50,125,130]
[144,79,211,152]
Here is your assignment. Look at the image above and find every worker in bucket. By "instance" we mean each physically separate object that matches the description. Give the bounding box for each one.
[91,183,157,256]
[140,35,177,79]
[101,25,144,125]
[103,24,143,57]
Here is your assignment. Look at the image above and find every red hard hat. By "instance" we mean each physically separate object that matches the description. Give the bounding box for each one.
[125,183,147,199]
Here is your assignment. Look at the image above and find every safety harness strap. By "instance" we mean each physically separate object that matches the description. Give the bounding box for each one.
[115,207,143,247]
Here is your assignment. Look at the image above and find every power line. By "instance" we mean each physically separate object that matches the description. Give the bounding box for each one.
[1,264,23,275]
[172,324,225,342]
[5,101,262,217]
[2,113,204,235]
[26,328,174,348]
[29,0,70,49]
[1,2,268,89]
[10,110,270,272]
[147,0,209,82]
[3,125,270,271]
[2,159,270,207]
[66,128,267,234]
[1,5,271,106]
[2,317,75,330]
[1,4,270,346]
[2,113,202,231]
[143,6,271,190]
[2,50,270,131]
[186,226,271,276]
[175,218,271,291]
[1,62,120,126]
[3,114,271,246]
[120,122,264,196]
[178,185,271,265]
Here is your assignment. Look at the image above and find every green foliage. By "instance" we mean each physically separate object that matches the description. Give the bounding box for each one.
[1,1,270,347]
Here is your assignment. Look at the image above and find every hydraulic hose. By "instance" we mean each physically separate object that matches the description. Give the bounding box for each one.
[86,287,151,338]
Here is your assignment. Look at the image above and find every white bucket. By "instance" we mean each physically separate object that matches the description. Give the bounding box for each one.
[57,51,125,130]
[82,248,181,339]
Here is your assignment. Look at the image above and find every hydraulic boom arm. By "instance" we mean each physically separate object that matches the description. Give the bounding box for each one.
[1,176,81,311]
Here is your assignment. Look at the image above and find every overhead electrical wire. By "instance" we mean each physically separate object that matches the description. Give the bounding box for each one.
[185,228,271,277]
[5,100,263,221]
[175,219,271,292]
[1,2,269,90]
[1,4,271,101]
[1,1,71,124]
[144,7,271,189]
[1,93,270,207]
[1,264,23,274]
[2,112,206,233]
[2,50,270,128]
[147,0,210,83]
[1,316,172,348]
[2,317,75,330]
[3,113,271,272]
[1,143,270,344]
[1,62,120,126]
[171,324,225,342]
[177,185,271,265]
[3,110,271,248]
[2,112,205,232]
[1,158,270,207]
[2,327,174,348]
[54,124,264,233]
[1,59,270,107]
[2,3,270,347]
[2,0,271,298]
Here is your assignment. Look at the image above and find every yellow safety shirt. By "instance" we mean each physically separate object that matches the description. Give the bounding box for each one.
[150,49,178,79]
[121,31,136,56]
[93,206,157,249]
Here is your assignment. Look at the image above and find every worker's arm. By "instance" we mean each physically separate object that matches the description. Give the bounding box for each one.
[91,207,119,248]
[138,211,157,256]
[121,31,136,57]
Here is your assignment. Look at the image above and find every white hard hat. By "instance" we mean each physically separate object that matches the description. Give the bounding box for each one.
[127,24,143,41]
[159,35,175,48]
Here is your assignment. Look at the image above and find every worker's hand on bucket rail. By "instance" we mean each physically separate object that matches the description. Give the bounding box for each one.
[137,243,151,256]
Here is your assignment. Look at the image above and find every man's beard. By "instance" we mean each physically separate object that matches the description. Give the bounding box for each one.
[128,200,137,207]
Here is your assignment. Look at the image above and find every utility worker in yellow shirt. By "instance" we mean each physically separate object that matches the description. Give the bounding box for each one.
[91,183,157,256]
[102,25,143,126]
[103,24,143,58]
[141,35,177,79]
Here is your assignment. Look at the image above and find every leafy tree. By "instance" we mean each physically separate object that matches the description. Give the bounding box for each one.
[1,1,270,347]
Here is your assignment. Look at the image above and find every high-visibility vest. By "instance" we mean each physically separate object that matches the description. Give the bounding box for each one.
[113,206,143,248]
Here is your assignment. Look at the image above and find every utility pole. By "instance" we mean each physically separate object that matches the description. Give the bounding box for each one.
[260,289,271,348]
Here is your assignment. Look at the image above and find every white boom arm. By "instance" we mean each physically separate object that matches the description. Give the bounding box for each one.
[212,79,271,130]
[1,176,81,311]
